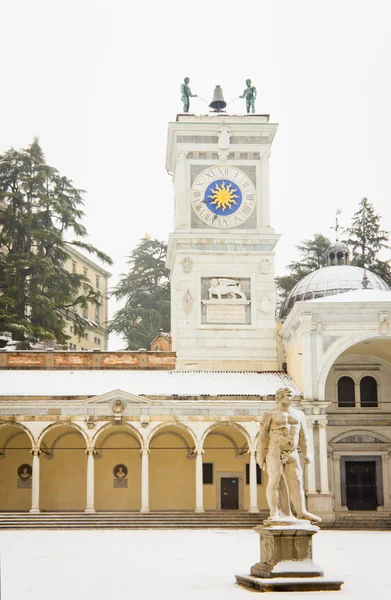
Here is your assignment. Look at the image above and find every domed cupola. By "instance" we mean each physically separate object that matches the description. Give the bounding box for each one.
[326,241,349,266]
[280,265,390,318]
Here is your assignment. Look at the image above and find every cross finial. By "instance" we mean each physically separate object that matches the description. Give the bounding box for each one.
[330,209,342,242]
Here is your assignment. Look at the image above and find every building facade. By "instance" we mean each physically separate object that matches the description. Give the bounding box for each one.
[63,246,111,351]
[0,111,391,524]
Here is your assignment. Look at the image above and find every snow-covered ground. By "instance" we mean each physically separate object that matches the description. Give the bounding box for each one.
[0,529,389,599]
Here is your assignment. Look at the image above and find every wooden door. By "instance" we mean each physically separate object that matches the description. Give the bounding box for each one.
[221,477,239,509]
[345,461,377,510]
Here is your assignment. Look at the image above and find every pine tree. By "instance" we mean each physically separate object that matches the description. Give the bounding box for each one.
[109,238,170,350]
[344,198,391,286]
[0,139,112,345]
[275,233,331,307]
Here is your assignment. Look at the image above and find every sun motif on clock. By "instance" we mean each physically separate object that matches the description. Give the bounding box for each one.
[191,166,256,229]
[208,181,239,212]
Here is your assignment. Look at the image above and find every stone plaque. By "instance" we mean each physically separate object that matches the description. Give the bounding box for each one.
[113,479,128,488]
[18,479,32,489]
[205,302,247,324]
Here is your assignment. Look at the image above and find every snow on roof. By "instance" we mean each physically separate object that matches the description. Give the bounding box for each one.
[0,370,300,398]
[306,289,391,304]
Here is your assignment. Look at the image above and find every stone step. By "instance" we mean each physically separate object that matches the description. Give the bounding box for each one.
[0,510,266,529]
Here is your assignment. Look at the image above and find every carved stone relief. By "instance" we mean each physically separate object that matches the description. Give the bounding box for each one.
[182,256,193,273]
[201,277,251,325]
[182,289,194,312]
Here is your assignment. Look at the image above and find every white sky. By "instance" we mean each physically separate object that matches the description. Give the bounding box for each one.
[2,0,391,349]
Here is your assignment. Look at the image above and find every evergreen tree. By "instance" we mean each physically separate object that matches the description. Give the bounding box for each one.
[275,233,331,306]
[344,198,391,286]
[109,238,170,350]
[0,139,112,345]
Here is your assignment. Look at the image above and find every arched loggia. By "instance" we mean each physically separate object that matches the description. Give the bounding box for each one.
[39,424,87,511]
[94,425,142,511]
[0,424,33,511]
[148,424,197,510]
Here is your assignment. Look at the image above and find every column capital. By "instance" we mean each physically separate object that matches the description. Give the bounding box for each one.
[318,419,328,429]
[259,151,271,162]
[195,448,204,456]
[31,449,41,457]
[140,448,150,456]
[86,448,96,456]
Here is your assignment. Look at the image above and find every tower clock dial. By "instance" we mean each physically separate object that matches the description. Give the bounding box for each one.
[191,166,255,229]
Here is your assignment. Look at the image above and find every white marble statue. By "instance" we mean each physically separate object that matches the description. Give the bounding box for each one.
[257,387,321,523]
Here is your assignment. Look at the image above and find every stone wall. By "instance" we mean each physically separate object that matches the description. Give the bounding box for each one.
[0,351,176,370]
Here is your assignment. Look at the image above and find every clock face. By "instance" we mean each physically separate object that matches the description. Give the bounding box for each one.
[191,166,256,229]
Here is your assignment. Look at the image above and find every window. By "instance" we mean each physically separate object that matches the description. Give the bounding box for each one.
[202,463,213,484]
[95,306,100,323]
[96,276,100,289]
[84,333,88,340]
[360,376,378,407]
[337,376,355,407]
[84,268,88,277]
[72,261,77,273]
[246,463,262,485]
[83,307,88,319]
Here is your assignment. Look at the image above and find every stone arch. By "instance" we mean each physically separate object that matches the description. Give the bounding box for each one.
[148,422,197,510]
[330,429,391,446]
[147,421,197,449]
[93,424,143,511]
[93,421,143,449]
[0,421,35,446]
[202,422,258,511]
[39,423,87,511]
[200,421,251,448]
[0,423,33,511]
[318,332,390,401]
[38,421,89,448]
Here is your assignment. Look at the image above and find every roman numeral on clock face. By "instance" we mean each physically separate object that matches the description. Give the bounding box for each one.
[241,205,252,215]
[217,167,229,176]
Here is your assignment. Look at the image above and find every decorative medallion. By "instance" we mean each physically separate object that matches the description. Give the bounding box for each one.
[18,464,32,480]
[191,166,255,229]
[113,464,128,479]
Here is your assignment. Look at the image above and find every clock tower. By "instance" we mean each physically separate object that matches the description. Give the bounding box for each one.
[166,113,279,371]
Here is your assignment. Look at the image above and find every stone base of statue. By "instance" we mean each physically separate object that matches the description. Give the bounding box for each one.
[235,521,343,592]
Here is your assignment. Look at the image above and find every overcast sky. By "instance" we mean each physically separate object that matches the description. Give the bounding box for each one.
[2,0,391,349]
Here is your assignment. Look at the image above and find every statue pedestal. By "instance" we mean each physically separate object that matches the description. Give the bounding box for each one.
[235,522,343,592]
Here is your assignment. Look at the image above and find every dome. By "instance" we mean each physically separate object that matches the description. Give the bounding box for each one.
[280,265,390,318]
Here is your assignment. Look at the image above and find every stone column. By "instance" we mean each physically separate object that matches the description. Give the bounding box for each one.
[195,449,205,513]
[85,449,95,513]
[140,449,150,513]
[381,453,391,510]
[30,449,41,514]
[174,150,188,229]
[305,418,317,494]
[249,449,259,513]
[318,420,330,493]
[301,313,313,400]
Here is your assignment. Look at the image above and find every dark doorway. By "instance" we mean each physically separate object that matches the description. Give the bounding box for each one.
[221,477,239,509]
[345,461,377,510]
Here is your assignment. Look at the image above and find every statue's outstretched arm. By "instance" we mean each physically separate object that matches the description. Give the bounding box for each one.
[257,411,272,469]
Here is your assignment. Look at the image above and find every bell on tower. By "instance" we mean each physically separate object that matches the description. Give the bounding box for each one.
[209,85,227,112]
